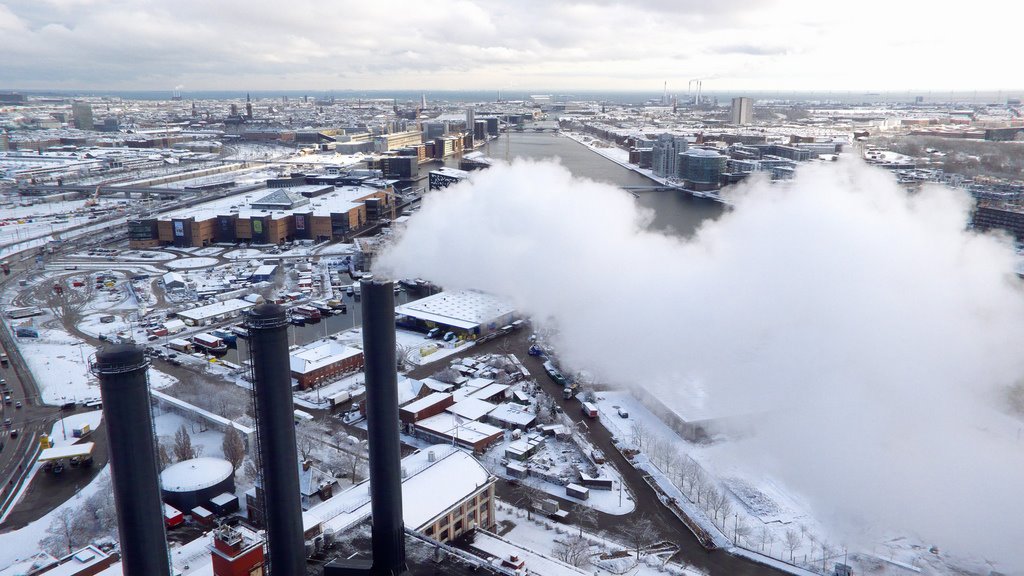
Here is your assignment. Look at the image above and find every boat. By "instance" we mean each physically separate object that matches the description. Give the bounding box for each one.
[310,300,334,314]
[228,325,249,339]
[293,304,321,321]
[210,329,238,347]
[290,317,306,327]
[191,333,228,355]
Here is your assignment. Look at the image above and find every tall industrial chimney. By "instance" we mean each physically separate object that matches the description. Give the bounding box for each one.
[246,304,306,576]
[325,279,408,576]
[91,344,171,576]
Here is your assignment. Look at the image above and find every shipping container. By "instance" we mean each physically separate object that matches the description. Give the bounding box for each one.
[581,402,598,419]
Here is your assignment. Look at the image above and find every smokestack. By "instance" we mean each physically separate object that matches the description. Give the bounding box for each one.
[91,344,170,576]
[362,279,408,575]
[324,280,407,576]
[246,304,306,576]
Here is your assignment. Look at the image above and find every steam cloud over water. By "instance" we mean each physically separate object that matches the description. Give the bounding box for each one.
[379,159,1024,571]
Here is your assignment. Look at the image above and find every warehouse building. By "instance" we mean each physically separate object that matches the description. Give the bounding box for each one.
[289,339,364,390]
[307,446,496,544]
[174,298,255,327]
[395,289,516,338]
[127,183,392,248]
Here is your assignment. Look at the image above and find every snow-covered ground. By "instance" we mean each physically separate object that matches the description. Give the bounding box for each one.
[17,328,175,405]
[490,501,706,576]
[165,257,218,270]
[0,466,112,571]
[152,411,226,460]
[46,411,103,449]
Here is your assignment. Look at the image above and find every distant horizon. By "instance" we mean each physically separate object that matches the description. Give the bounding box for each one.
[3,87,1022,105]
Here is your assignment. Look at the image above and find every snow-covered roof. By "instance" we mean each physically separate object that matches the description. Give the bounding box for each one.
[446,398,496,421]
[401,392,452,414]
[415,414,502,445]
[394,290,515,330]
[487,403,537,427]
[176,298,254,322]
[160,457,233,493]
[209,492,236,506]
[308,446,492,534]
[162,271,186,286]
[38,442,94,462]
[289,340,362,374]
[468,383,510,401]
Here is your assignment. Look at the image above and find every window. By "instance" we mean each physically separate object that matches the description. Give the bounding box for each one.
[439,529,448,541]
[454,520,463,532]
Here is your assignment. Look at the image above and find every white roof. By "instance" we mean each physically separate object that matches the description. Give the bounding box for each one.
[163,319,187,331]
[309,446,491,534]
[400,392,452,414]
[430,167,470,179]
[176,298,254,322]
[289,340,362,374]
[209,492,237,506]
[394,290,515,330]
[38,442,94,462]
[446,398,496,421]
[159,184,382,222]
[192,333,221,345]
[162,271,186,286]
[468,383,510,401]
[487,403,537,427]
[252,265,277,276]
[160,457,233,492]
[415,414,502,445]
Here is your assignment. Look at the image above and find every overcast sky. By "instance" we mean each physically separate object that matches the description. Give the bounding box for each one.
[1,0,1019,92]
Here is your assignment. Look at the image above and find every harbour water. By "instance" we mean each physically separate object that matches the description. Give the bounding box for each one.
[479,131,725,235]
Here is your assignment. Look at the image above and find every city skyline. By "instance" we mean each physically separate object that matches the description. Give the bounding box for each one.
[1,0,1020,93]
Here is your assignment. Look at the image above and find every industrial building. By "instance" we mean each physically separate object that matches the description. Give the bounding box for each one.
[308,446,497,543]
[174,298,254,327]
[394,289,517,337]
[160,457,235,513]
[289,339,364,389]
[128,183,392,248]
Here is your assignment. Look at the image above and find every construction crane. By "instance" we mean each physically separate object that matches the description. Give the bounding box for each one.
[84,186,100,207]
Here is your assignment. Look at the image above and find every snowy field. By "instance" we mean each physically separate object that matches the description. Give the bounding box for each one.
[165,257,218,270]
[0,467,112,571]
[17,328,175,405]
[489,502,705,576]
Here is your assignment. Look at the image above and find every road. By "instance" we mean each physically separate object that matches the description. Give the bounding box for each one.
[407,330,785,576]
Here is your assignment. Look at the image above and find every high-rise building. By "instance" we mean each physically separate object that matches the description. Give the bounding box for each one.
[652,134,688,178]
[72,101,94,130]
[730,97,753,125]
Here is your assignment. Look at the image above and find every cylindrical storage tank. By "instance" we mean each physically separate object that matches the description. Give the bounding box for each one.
[91,344,171,576]
[160,457,235,512]
[245,303,306,576]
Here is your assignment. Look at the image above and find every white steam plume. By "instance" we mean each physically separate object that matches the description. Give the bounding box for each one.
[379,158,1024,571]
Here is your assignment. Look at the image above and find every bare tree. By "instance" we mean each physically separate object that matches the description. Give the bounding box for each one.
[40,508,78,556]
[222,425,246,472]
[709,488,731,526]
[514,483,546,520]
[157,443,171,470]
[329,447,366,484]
[759,526,770,552]
[785,529,802,562]
[573,503,598,538]
[395,343,415,372]
[623,515,658,560]
[734,518,751,547]
[173,424,196,462]
[630,420,648,450]
[432,367,461,384]
[552,535,591,568]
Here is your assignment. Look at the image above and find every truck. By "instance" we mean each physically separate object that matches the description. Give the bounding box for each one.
[328,390,351,408]
[581,402,598,419]
[543,361,570,387]
[1,261,10,275]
